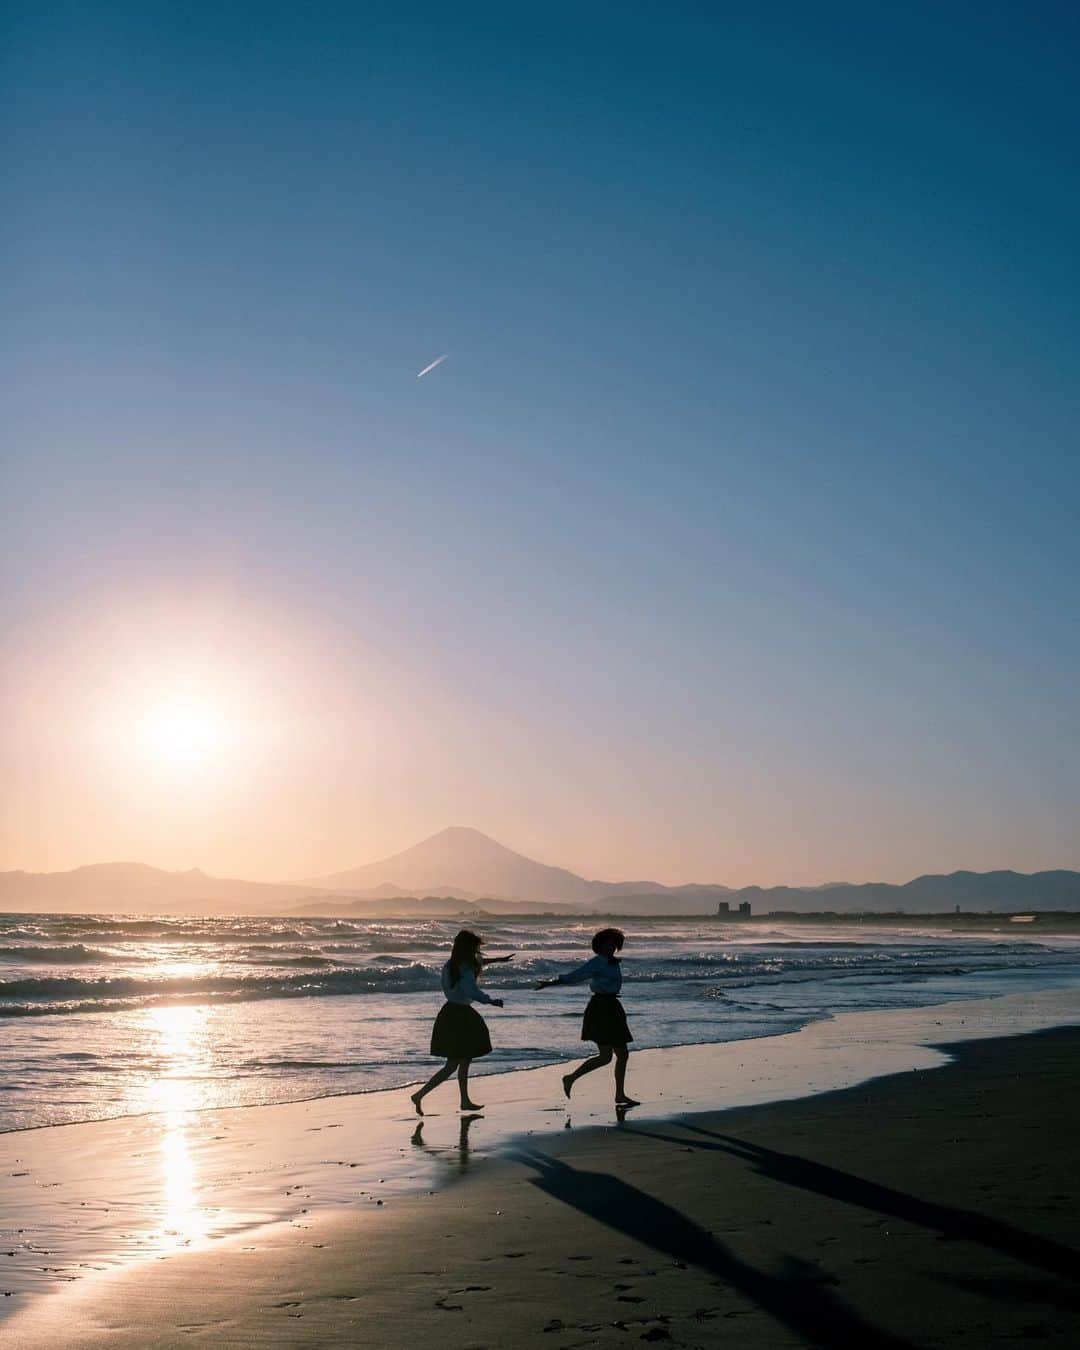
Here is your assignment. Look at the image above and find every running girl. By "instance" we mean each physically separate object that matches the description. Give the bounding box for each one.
[411,930,507,1115]
[536,928,638,1107]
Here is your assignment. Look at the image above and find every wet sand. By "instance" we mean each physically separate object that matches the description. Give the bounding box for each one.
[4,992,1079,1347]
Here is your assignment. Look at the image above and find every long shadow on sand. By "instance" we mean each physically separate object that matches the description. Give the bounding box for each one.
[926,1270,1080,1315]
[627,1125,1080,1284]
[514,1146,918,1349]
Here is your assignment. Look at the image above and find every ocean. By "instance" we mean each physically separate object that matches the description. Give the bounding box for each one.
[3,913,1080,1132]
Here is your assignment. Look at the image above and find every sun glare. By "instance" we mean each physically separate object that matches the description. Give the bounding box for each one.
[138,694,224,767]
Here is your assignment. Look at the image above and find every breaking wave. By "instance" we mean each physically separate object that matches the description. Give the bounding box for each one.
[0,962,438,1015]
[0,944,134,964]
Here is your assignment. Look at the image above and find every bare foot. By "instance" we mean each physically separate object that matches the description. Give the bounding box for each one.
[615,1096,640,1108]
[460,1100,484,1111]
[410,1091,424,1116]
[562,1075,574,1100]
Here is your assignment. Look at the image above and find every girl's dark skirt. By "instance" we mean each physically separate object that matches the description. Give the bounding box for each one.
[581,993,633,1045]
[430,1002,493,1060]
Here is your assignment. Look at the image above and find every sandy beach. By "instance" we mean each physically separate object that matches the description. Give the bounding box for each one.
[3,989,1078,1348]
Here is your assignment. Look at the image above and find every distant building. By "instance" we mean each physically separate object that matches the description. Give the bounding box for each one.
[716,901,730,916]
[738,901,752,917]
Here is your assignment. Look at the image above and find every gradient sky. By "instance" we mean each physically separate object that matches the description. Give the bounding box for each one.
[3,3,1078,887]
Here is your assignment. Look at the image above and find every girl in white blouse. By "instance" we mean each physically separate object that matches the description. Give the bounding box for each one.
[411,930,511,1115]
[537,928,639,1107]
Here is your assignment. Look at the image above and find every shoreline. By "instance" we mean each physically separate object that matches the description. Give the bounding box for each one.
[6,1014,1079,1347]
[7,956,1080,1139]
[6,912,1079,1137]
[1,985,1077,1325]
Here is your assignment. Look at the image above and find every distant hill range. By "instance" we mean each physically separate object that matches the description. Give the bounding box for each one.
[1,827,1077,915]
[0,862,315,914]
[298,828,1080,914]
[730,869,1080,915]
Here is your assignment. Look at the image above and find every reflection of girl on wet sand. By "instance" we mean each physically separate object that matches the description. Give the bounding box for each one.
[411,930,508,1115]
[536,928,639,1107]
[411,1112,483,1172]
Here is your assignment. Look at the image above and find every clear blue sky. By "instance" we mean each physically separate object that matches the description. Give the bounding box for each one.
[3,3,1078,885]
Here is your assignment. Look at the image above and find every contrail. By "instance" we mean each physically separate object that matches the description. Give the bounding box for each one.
[416,353,449,379]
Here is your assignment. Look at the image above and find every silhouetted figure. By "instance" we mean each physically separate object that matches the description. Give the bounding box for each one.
[537,928,638,1106]
[411,930,507,1115]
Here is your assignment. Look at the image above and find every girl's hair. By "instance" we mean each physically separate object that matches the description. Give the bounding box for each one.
[591,928,625,962]
[447,929,484,986]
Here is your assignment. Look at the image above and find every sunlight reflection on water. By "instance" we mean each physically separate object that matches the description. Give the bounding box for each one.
[146,1006,211,1252]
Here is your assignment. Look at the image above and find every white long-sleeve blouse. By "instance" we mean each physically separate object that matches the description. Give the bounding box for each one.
[441,961,497,1005]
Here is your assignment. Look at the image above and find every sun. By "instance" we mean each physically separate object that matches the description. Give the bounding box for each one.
[137,693,225,767]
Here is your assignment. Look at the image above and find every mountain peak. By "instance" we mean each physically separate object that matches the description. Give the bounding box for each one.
[301,827,594,902]
[407,826,525,860]
[426,825,506,846]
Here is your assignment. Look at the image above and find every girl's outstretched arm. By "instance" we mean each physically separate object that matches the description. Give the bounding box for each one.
[535,955,601,991]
